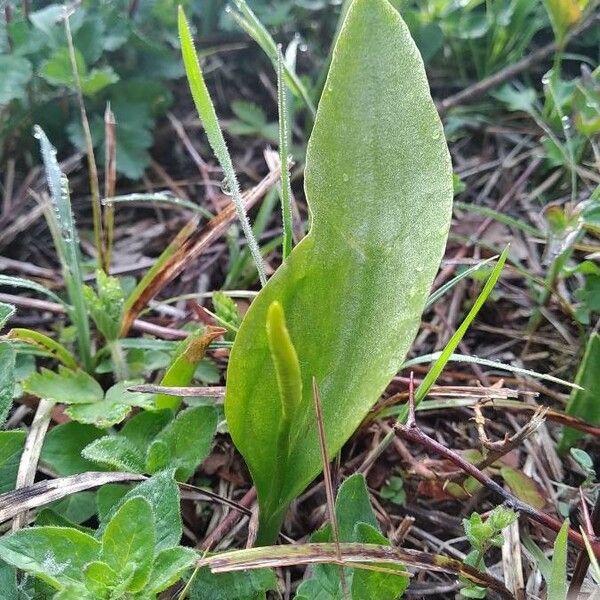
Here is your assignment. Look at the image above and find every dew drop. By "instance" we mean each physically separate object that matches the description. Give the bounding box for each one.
[541,71,551,86]
[220,178,233,196]
[561,115,571,130]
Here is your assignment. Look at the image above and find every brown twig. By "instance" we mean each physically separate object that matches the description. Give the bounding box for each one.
[393,393,600,558]
[200,487,257,551]
[568,491,600,598]
[313,377,350,599]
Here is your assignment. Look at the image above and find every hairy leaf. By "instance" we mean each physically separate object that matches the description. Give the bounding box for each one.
[559,333,600,452]
[0,526,101,590]
[101,497,155,592]
[0,342,15,427]
[146,546,198,594]
[225,0,452,542]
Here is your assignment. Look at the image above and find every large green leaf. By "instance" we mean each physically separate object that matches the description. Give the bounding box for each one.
[559,333,600,452]
[0,342,16,427]
[0,527,101,590]
[225,0,452,543]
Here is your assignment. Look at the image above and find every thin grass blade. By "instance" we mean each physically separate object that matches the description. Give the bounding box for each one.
[178,7,266,286]
[34,126,92,371]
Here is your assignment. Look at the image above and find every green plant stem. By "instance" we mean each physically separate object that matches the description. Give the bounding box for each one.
[63,10,104,270]
[277,47,293,260]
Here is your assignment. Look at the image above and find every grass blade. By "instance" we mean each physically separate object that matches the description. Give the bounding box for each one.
[399,246,509,422]
[227,0,316,116]
[0,275,66,307]
[178,7,266,286]
[7,328,78,369]
[34,126,92,371]
[548,520,569,600]
[425,256,498,309]
[277,47,294,260]
[400,353,581,390]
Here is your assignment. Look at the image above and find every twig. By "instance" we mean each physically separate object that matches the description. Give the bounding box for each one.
[11,399,53,530]
[200,487,257,551]
[128,384,225,398]
[437,11,600,115]
[568,491,600,598]
[393,394,600,558]
[313,377,349,599]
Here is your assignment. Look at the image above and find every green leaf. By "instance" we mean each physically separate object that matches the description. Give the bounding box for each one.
[83,561,119,598]
[231,100,267,127]
[23,367,103,405]
[335,474,378,540]
[0,55,32,104]
[39,47,87,88]
[179,6,266,285]
[101,497,155,592]
[99,471,181,551]
[543,0,583,43]
[41,422,105,476]
[0,561,17,599]
[190,567,278,600]
[0,342,16,427]
[80,67,119,96]
[500,467,546,510]
[155,328,223,411]
[547,520,569,600]
[0,526,101,590]
[65,402,131,429]
[120,409,172,450]
[82,436,146,473]
[7,328,77,369]
[352,523,409,599]
[83,271,124,341]
[559,333,600,452]
[146,546,197,594]
[0,275,66,307]
[146,405,217,480]
[0,303,15,329]
[0,431,26,493]
[225,0,452,543]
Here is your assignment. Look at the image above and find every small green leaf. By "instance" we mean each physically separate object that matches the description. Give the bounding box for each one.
[547,520,570,600]
[155,327,224,411]
[0,526,101,590]
[39,47,87,88]
[101,497,155,592]
[146,546,198,594]
[190,567,278,600]
[179,6,266,285]
[23,367,103,405]
[83,271,125,341]
[80,67,119,96]
[83,561,119,598]
[500,467,546,510]
[65,402,130,429]
[0,342,16,427]
[0,55,33,104]
[0,431,26,493]
[0,303,15,329]
[41,422,105,476]
[559,333,600,452]
[82,436,146,473]
[146,405,217,480]
[352,523,410,599]
[99,471,181,551]
[335,474,378,541]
